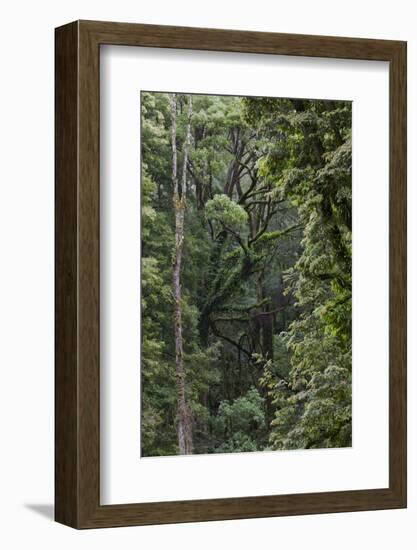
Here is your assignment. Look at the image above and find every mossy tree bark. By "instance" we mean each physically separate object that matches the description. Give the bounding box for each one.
[170,93,193,454]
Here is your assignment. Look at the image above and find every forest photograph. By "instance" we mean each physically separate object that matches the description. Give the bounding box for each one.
[141,90,352,457]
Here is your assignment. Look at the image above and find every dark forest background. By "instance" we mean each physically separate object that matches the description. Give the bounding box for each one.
[141,91,352,456]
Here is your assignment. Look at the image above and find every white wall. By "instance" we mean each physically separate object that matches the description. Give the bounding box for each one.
[0,0,415,547]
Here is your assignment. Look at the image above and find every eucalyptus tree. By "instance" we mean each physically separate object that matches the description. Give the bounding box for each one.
[170,93,194,454]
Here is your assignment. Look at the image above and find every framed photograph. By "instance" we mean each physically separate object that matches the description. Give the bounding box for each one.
[55,20,406,528]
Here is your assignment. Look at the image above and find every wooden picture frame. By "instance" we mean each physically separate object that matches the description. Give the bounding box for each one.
[55,20,407,529]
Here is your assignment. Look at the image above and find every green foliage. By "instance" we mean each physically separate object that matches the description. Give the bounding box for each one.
[211,388,267,453]
[244,96,352,450]
[205,194,248,229]
[141,91,352,456]
[268,365,351,449]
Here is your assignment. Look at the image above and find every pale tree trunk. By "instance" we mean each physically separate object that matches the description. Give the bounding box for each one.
[170,93,193,454]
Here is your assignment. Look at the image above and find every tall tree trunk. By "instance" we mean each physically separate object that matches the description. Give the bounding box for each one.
[170,93,193,455]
